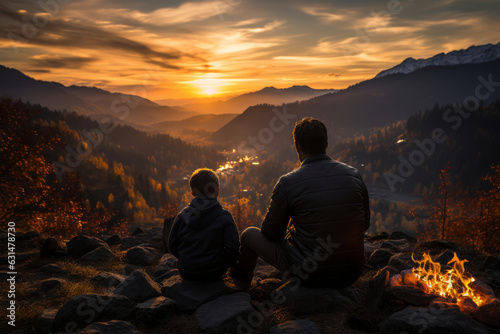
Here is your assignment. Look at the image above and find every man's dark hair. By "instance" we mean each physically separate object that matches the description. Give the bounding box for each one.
[292,117,328,155]
[189,168,219,197]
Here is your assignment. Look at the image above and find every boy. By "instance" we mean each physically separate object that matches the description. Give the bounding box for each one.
[168,168,240,282]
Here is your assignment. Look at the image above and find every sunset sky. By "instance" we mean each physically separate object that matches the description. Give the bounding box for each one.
[1,0,499,101]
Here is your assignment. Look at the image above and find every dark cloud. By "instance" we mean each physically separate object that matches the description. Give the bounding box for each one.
[30,55,98,69]
[0,3,206,71]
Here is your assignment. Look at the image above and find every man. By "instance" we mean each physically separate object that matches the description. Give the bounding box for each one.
[231,117,370,287]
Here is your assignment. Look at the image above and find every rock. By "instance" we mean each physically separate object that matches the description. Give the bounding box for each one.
[163,217,175,252]
[381,307,491,334]
[273,281,359,315]
[269,319,322,334]
[254,264,282,280]
[106,235,122,246]
[126,246,158,266]
[366,267,390,312]
[483,255,500,271]
[435,249,457,266]
[386,286,438,306]
[40,238,67,257]
[416,240,458,252]
[458,297,478,315]
[152,253,177,277]
[471,279,496,302]
[389,231,417,243]
[481,269,500,289]
[122,264,141,275]
[381,239,414,252]
[91,272,126,288]
[387,252,414,271]
[366,232,389,242]
[67,236,110,259]
[81,246,115,262]
[401,269,418,286]
[38,278,66,295]
[249,278,284,301]
[161,275,243,312]
[53,294,134,332]
[0,251,37,264]
[132,227,144,235]
[80,320,143,334]
[34,309,57,334]
[388,274,403,287]
[364,241,379,258]
[114,270,161,303]
[195,292,255,333]
[368,249,394,269]
[474,299,500,327]
[155,269,180,283]
[134,296,176,323]
[41,263,67,275]
[429,298,460,310]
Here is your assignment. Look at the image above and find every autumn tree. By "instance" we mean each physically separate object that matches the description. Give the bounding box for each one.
[0,99,85,237]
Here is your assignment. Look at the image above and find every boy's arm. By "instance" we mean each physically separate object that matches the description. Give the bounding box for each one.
[223,211,240,266]
[261,177,290,241]
[168,214,182,258]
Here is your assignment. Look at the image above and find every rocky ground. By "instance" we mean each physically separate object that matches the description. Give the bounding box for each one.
[1,228,499,334]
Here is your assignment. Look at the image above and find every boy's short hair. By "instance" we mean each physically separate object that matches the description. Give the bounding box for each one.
[189,168,219,197]
[292,117,328,155]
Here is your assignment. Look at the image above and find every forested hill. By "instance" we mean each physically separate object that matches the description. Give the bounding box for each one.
[1,99,223,237]
[332,100,500,194]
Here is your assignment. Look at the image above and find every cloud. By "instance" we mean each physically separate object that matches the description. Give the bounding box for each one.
[30,54,98,69]
[299,5,354,23]
[328,73,341,77]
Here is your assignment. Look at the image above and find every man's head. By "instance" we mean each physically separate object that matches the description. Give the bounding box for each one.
[292,117,328,161]
[189,168,220,198]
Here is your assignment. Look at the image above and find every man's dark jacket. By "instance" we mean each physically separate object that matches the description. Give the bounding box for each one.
[169,197,240,281]
[261,154,370,287]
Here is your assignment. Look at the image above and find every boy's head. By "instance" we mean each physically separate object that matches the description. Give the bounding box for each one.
[189,168,220,198]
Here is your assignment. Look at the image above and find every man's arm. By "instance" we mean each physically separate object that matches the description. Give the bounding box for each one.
[222,211,240,266]
[261,177,291,241]
[168,214,182,258]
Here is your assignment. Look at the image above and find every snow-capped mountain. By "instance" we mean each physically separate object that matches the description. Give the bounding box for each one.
[375,42,500,78]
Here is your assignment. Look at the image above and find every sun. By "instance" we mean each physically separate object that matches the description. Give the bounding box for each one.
[203,88,216,96]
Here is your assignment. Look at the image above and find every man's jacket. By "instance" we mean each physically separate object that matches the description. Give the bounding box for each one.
[169,197,240,280]
[261,154,370,287]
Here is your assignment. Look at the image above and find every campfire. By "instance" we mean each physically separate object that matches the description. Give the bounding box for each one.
[384,251,500,327]
[411,252,485,306]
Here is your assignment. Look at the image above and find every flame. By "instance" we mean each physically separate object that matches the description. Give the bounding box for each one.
[412,252,485,306]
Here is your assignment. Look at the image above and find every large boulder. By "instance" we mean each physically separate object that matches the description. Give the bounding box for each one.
[91,272,126,288]
[364,241,379,258]
[80,320,143,334]
[126,246,158,266]
[152,253,177,277]
[66,236,110,259]
[194,292,255,333]
[105,235,122,246]
[161,275,243,312]
[41,263,67,275]
[113,270,161,303]
[368,249,394,269]
[39,238,67,257]
[387,252,414,271]
[273,281,359,315]
[381,239,414,252]
[269,319,322,334]
[381,307,491,334]
[134,296,176,323]
[474,299,500,327]
[388,231,417,243]
[385,286,438,306]
[53,294,134,332]
[34,309,57,334]
[81,246,115,262]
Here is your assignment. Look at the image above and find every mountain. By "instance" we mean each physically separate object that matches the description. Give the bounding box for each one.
[212,58,500,151]
[180,85,337,115]
[376,42,500,78]
[0,65,197,125]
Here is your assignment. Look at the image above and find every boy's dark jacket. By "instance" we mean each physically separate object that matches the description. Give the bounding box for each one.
[168,197,240,278]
